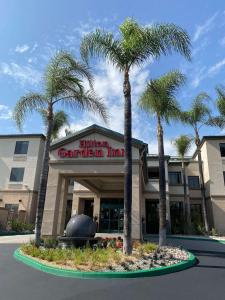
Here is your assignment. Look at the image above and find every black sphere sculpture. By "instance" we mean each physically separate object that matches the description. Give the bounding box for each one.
[65,214,96,238]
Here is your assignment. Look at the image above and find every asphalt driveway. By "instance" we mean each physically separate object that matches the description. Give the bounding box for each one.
[1,238,225,300]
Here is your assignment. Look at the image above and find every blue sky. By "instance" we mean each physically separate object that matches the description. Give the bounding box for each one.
[0,0,225,154]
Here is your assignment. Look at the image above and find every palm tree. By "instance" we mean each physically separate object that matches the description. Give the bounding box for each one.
[13,51,107,247]
[172,135,193,233]
[80,18,191,254]
[39,110,69,141]
[139,71,186,246]
[209,85,225,128]
[181,93,213,233]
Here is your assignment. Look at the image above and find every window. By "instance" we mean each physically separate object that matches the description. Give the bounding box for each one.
[188,176,200,189]
[220,143,225,157]
[223,172,225,185]
[169,172,182,185]
[5,204,19,213]
[68,178,75,186]
[9,168,24,182]
[148,167,159,179]
[14,141,29,155]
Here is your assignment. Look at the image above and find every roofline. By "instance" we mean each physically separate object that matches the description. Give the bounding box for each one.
[147,154,170,161]
[0,134,46,140]
[50,124,147,150]
[192,135,225,158]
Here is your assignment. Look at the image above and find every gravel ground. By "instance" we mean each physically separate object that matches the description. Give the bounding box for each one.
[104,246,189,272]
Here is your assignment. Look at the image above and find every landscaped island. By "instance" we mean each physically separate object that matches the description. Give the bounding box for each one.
[15,239,195,278]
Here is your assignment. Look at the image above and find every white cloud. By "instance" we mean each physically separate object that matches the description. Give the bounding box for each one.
[190,57,225,88]
[58,61,153,143]
[193,12,218,42]
[15,44,30,53]
[148,138,177,156]
[0,62,42,86]
[30,43,38,53]
[208,58,225,75]
[0,104,12,120]
[190,67,206,88]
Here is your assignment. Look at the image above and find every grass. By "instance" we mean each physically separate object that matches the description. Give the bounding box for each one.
[20,242,158,271]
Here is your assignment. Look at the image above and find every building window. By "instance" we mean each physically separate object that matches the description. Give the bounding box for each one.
[9,168,24,182]
[169,172,182,185]
[148,167,159,179]
[188,176,200,189]
[5,204,19,213]
[68,178,75,186]
[223,172,225,185]
[220,143,225,157]
[14,141,29,155]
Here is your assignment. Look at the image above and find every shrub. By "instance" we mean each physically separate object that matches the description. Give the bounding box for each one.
[136,242,157,256]
[10,220,34,233]
[43,237,58,249]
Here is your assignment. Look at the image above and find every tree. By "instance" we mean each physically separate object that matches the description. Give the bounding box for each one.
[39,110,69,141]
[209,85,225,128]
[13,51,107,247]
[139,71,186,246]
[172,135,193,233]
[80,18,191,254]
[181,93,213,233]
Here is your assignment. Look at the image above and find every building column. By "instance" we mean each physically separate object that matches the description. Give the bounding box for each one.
[56,177,69,235]
[41,168,62,237]
[93,195,100,218]
[72,194,79,215]
[131,166,142,240]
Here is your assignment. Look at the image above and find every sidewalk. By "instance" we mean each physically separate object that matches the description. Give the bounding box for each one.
[0,234,34,244]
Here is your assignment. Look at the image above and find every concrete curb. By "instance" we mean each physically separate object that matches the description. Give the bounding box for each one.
[145,235,225,244]
[13,248,196,279]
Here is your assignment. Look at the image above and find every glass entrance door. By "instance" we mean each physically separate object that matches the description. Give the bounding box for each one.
[84,199,94,218]
[170,201,184,234]
[145,200,159,234]
[99,199,124,233]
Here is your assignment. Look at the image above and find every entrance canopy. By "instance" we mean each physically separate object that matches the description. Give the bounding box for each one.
[75,175,124,193]
[42,124,148,239]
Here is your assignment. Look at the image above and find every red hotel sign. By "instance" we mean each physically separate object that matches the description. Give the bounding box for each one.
[58,140,125,158]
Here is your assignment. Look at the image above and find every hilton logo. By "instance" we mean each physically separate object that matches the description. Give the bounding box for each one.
[58,139,125,158]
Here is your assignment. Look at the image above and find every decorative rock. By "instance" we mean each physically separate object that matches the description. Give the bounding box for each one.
[65,214,96,238]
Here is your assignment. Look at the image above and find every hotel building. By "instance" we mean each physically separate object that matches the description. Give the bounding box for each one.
[1,124,225,239]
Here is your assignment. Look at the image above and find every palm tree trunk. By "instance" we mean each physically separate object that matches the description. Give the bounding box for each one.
[123,68,132,255]
[182,160,191,233]
[35,104,53,247]
[157,116,167,246]
[196,146,209,233]
[195,130,209,233]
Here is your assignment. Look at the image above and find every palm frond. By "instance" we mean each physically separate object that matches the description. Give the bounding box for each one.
[38,109,48,127]
[45,51,93,98]
[138,71,184,123]
[215,85,225,117]
[13,93,46,130]
[206,116,225,128]
[172,135,193,157]
[60,90,108,123]
[80,29,124,70]
[51,110,69,140]
[147,23,191,60]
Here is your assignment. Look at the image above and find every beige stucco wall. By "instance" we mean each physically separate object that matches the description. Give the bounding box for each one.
[203,139,225,196]
[0,137,44,191]
[0,190,38,223]
[0,136,44,223]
